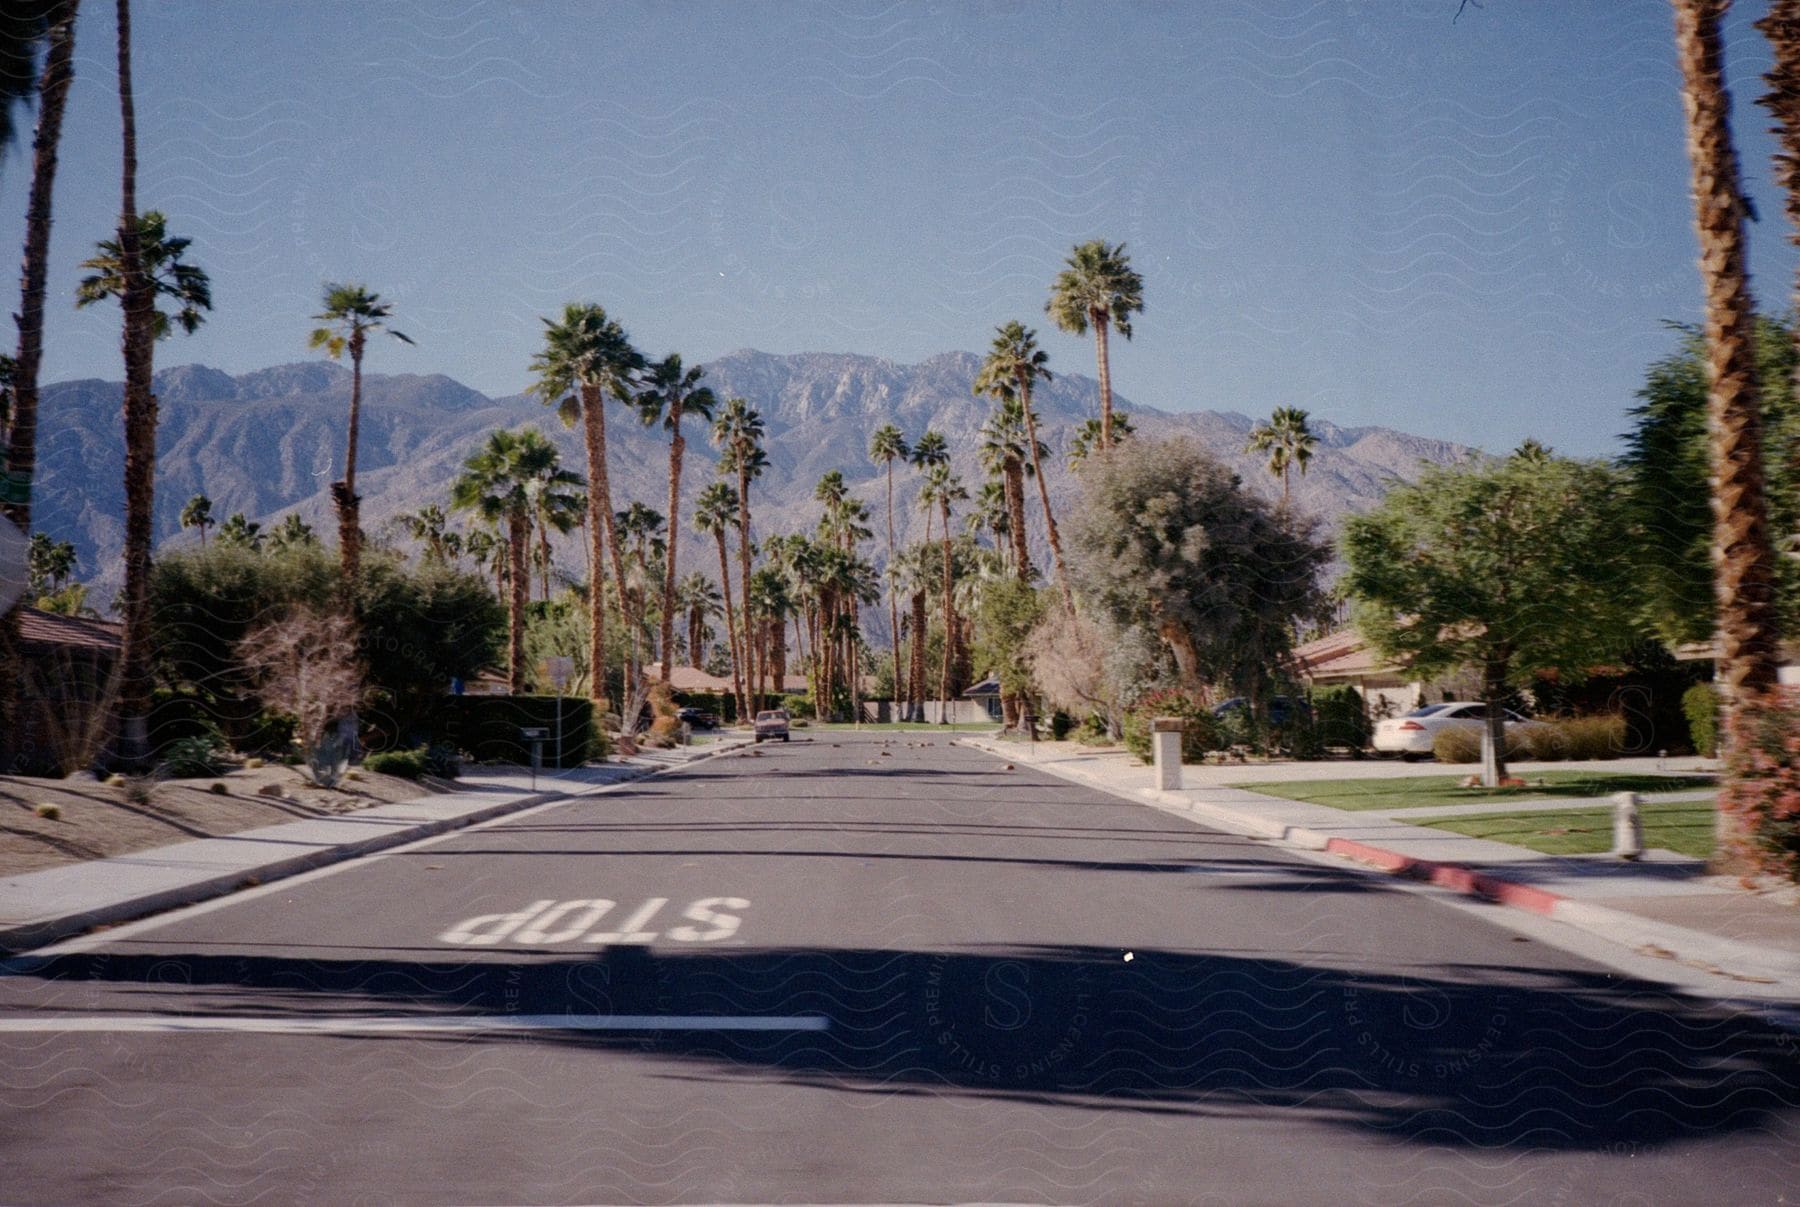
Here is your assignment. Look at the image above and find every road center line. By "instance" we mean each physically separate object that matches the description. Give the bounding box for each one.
[0,1013,829,1036]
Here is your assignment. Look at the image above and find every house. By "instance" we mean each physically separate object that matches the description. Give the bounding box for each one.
[1290,628,1479,719]
[7,607,123,774]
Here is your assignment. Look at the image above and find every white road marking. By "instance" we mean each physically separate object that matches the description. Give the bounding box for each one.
[0,1013,829,1036]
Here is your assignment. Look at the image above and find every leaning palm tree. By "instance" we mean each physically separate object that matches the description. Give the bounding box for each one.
[974,320,1070,605]
[451,428,562,694]
[694,480,745,719]
[179,492,212,547]
[713,397,766,705]
[1246,406,1319,505]
[637,353,716,684]
[919,463,967,724]
[530,302,644,711]
[1046,240,1143,451]
[868,422,910,711]
[308,283,411,601]
[1672,0,1782,870]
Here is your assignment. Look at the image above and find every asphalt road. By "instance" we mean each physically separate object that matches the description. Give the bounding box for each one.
[1,733,1796,1205]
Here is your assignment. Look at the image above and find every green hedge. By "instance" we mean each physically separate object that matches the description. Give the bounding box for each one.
[1683,683,1718,758]
[433,696,603,767]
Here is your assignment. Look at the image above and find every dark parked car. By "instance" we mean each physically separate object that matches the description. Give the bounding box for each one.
[677,707,720,730]
[1212,695,1310,728]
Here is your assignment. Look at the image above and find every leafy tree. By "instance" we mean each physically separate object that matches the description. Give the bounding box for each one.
[1046,239,1143,452]
[529,301,644,711]
[1341,446,1642,785]
[1246,406,1318,504]
[309,282,411,599]
[972,578,1047,732]
[179,492,212,547]
[451,427,561,693]
[1068,437,1327,704]
[26,531,73,593]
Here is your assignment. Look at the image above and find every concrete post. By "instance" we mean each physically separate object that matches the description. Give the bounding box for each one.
[1612,791,1644,861]
[1151,717,1185,791]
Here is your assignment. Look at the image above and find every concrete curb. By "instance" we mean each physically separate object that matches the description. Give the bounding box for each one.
[0,738,750,957]
[960,738,1800,988]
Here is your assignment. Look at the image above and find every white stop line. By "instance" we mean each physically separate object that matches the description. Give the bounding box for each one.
[0,1013,829,1036]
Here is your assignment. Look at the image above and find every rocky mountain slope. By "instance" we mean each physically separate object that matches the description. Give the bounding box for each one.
[29,350,1476,603]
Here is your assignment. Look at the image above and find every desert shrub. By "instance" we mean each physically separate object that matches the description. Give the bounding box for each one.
[119,772,161,805]
[1683,682,1719,758]
[1211,706,1261,754]
[1050,711,1073,740]
[1720,689,1800,880]
[1432,723,1530,763]
[1522,723,1567,762]
[1122,690,1219,765]
[159,729,229,779]
[365,747,428,780]
[780,693,814,719]
[1559,714,1626,760]
[643,715,683,749]
[34,802,60,819]
[422,742,461,778]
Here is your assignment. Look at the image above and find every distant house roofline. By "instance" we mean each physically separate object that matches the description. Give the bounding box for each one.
[18,607,122,654]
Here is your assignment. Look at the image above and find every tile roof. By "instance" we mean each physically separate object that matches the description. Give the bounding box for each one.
[17,607,123,653]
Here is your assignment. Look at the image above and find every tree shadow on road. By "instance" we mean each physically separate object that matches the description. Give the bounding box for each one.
[6,940,1797,1156]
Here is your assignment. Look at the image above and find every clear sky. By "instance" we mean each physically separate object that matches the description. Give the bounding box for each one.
[3,0,1797,458]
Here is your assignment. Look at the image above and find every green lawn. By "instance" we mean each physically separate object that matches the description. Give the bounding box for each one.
[1231,771,1717,812]
[807,721,1000,732]
[1410,802,1716,859]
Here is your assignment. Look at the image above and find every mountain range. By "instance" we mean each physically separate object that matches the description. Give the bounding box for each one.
[26,350,1477,605]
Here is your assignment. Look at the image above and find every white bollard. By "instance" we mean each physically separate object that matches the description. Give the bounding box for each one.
[1152,717,1185,791]
[1612,791,1644,861]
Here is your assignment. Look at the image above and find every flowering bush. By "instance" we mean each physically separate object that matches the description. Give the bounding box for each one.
[1121,689,1218,765]
[1719,689,1800,881]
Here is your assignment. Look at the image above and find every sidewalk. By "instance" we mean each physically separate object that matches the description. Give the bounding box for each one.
[959,736,1800,995]
[0,738,748,956]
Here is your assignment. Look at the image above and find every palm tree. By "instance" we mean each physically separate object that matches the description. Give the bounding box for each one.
[694,481,745,718]
[1672,0,1782,869]
[1246,406,1319,505]
[464,526,506,598]
[891,541,934,721]
[0,3,67,167]
[615,500,666,689]
[179,493,212,547]
[451,427,562,693]
[909,429,949,545]
[637,353,716,684]
[868,422,910,712]
[977,400,1033,580]
[267,513,317,554]
[678,571,721,667]
[530,302,644,711]
[1046,240,1143,451]
[214,513,261,551]
[525,461,585,601]
[974,320,1070,605]
[713,397,766,708]
[26,531,74,593]
[308,282,411,600]
[919,463,967,723]
[1066,413,1134,468]
[2,0,77,547]
[76,212,211,340]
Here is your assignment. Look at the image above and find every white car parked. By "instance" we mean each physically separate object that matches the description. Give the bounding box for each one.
[1372,701,1537,760]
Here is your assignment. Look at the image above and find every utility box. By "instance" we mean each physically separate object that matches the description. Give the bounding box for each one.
[1151,717,1186,791]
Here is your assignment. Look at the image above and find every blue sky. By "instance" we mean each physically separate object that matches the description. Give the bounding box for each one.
[3,0,1797,458]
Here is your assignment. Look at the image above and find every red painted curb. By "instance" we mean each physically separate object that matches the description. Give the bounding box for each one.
[1324,837,1564,916]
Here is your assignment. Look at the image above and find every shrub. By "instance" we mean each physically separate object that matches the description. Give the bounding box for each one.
[1720,688,1800,879]
[209,781,229,795]
[364,747,428,780]
[1522,723,1567,762]
[431,696,602,767]
[643,715,683,749]
[779,693,814,719]
[423,742,461,779]
[1050,711,1073,741]
[1684,682,1719,758]
[1431,723,1529,764]
[1311,687,1372,752]
[160,729,230,779]
[1558,714,1626,760]
[119,773,160,805]
[1122,690,1219,765]
[34,802,60,819]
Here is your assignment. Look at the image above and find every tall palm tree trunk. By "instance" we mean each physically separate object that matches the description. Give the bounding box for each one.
[939,505,954,724]
[885,463,903,715]
[659,412,684,683]
[0,0,78,766]
[909,589,927,720]
[736,464,753,712]
[333,332,366,602]
[1673,0,1784,869]
[1004,458,1030,577]
[506,508,529,694]
[579,384,619,710]
[1017,378,1072,611]
[714,534,743,719]
[114,0,159,766]
[1092,311,1114,450]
